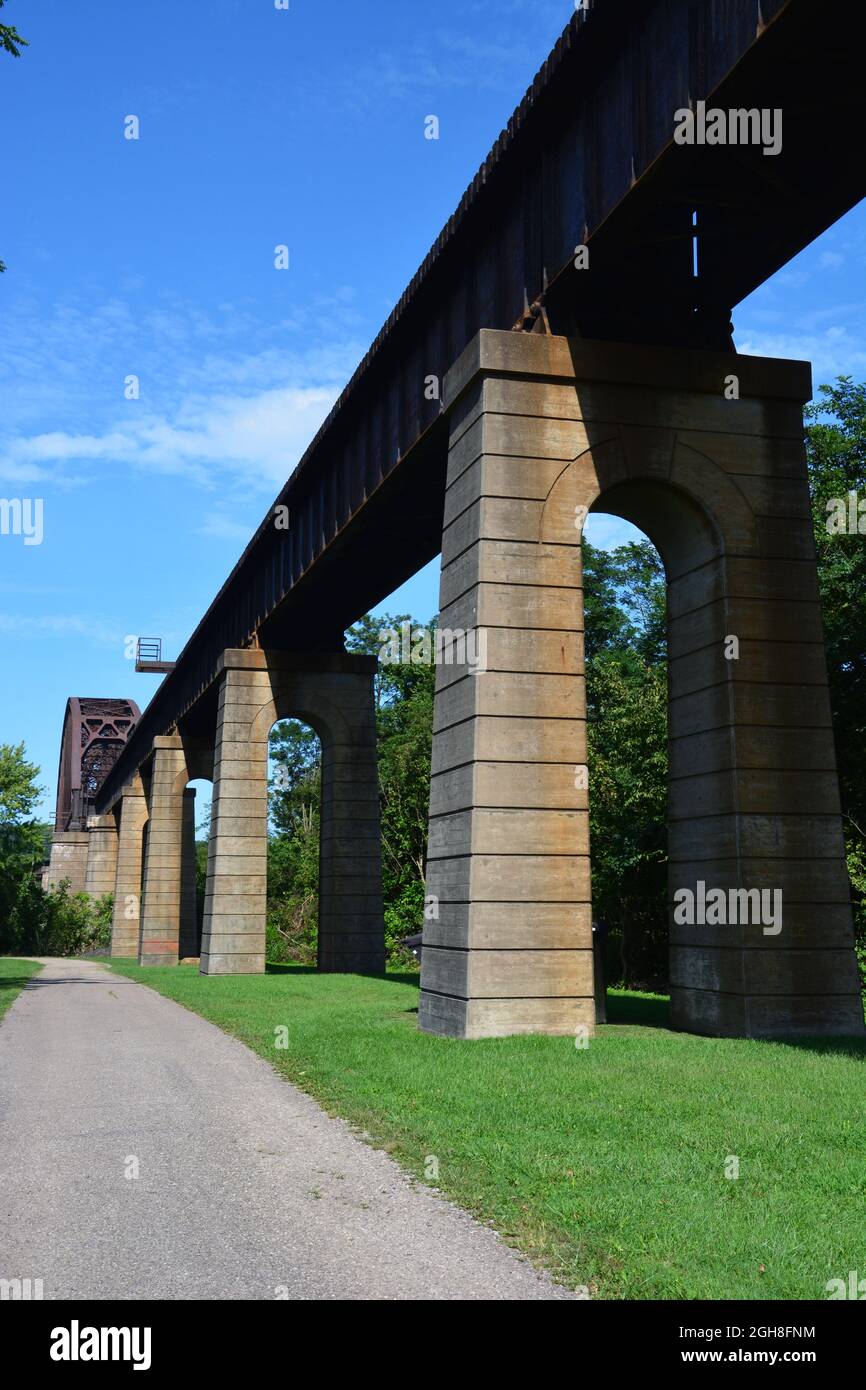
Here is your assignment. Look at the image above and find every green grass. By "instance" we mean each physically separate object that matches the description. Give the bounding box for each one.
[0,957,43,1021]
[108,958,866,1299]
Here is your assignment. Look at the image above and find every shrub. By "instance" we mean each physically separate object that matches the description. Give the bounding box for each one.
[266,894,317,966]
[39,885,113,956]
[845,830,866,994]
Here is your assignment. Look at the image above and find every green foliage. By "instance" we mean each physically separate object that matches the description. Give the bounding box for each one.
[263,615,434,966]
[583,541,669,987]
[0,2,28,273]
[806,379,866,990]
[367,617,434,965]
[267,720,321,963]
[0,743,48,951]
[846,833,866,991]
[587,651,668,987]
[0,741,113,957]
[583,539,666,666]
[384,879,426,966]
[347,613,434,965]
[41,887,113,956]
[0,741,43,822]
[195,839,208,939]
[266,898,317,966]
[1,879,113,958]
[0,0,27,58]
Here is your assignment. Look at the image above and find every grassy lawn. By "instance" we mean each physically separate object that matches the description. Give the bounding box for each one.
[109,958,865,1299]
[0,957,43,1022]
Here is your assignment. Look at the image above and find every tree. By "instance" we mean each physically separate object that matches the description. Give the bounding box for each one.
[348,613,436,959]
[0,1,28,274]
[583,541,669,987]
[266,720,321,963]
[0,743,47,953]
[0,741,43,824]
[0,743,111,958]
[263,614,437,965]
[0,741,45,895]
[0,0,27,57]
[805,378,866,987]
[583,539,666,665]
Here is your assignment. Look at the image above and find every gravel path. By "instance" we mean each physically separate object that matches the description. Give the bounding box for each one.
[0,958,573,1300]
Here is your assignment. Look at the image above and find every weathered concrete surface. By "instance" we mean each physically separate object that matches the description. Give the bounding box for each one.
[139,738,188,968]
[45,831,89,895]
[202,651,384,977]
[179,788,199,958]
[421,330,863,1040]
[110,777,148,958]
[83,815,118,901]
[0,959,571,1300]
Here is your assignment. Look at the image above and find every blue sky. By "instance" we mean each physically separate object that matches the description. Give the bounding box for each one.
[1,0,864,824]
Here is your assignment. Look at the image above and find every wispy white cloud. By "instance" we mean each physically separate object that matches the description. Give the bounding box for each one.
[291,8,571,116]
[0,613,122,648]
[196,508,257,542]
[2,384,344,490]
[0,288,367,491]
[736,327,866,390]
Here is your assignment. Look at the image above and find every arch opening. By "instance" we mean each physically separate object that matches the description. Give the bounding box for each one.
[582,514,669,1022]
[583,469,753,1031]
[267,718,323,968]
[184,777,212,961]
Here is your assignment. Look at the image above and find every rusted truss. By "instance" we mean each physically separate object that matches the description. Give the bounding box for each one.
[56,698,141,830]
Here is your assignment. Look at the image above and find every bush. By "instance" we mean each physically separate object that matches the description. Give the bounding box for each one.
[266,894,317,966]
[0,877,114,958]
[38,885,114,957]
[384,880,424,970]
[845,829,866,994]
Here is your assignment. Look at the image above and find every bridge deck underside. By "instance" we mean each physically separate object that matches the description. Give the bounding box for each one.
[97,0,864,813]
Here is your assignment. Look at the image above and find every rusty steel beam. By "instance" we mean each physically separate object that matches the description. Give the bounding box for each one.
[97,0,865,812]
[56,699,141,830]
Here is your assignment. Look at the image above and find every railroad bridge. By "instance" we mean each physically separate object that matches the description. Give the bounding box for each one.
[47,0,865,1038]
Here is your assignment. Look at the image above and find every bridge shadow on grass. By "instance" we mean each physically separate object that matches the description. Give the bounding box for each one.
[265,963,421,988]
[771,1034,866,1062]
[266,963,318,976]
[604,990,670,1029]
[603,990,866,1057]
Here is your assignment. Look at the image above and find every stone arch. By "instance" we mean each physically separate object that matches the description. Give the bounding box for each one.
[134,736,214,967]
[248,689,354,751]
[200,651,385,977]
[539,433,759,566]
[420,329,862,1040]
